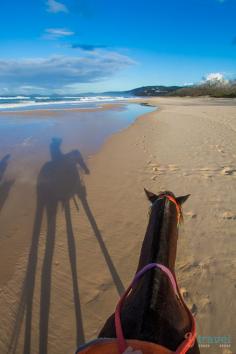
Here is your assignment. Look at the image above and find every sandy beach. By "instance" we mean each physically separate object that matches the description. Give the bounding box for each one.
[0,97,235,354]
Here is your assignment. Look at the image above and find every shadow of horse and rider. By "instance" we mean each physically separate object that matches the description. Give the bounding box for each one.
[8,138,124,354]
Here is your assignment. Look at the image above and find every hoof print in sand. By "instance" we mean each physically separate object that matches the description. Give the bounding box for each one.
[180,287,189,300]
[221,167,236,176]
[222,211,236,220]
[185,211,197,219]
[190,303,198,316]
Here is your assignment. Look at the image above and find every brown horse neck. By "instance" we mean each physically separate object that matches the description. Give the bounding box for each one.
[121,197,191,349]
[137,197,178,272]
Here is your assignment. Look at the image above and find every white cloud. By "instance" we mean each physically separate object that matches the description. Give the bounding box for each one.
[44,28,74,39]
[183,82,193,86]
[0,52,135,94]
[204,72,228,84]
[46,0,68,13]
[206,72,224,81]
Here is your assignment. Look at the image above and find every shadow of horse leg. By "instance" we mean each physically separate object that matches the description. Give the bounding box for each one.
[22,199,45,354]
[39,199,57,354]
[80,196,124,296]
[7,199,44,354]
[64,200,85,346]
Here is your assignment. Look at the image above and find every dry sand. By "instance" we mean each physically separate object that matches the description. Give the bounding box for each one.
[0,97,236,354]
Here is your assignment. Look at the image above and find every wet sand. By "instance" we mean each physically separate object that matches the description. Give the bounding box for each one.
[0,103,123,116]
[0,103,154,284]
[0,97,235,354]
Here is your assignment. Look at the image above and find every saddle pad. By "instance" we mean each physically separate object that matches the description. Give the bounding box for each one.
[76,338,174,354]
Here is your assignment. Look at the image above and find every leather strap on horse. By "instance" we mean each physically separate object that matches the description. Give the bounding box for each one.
[159,194,182,225]
[115,263,196,354]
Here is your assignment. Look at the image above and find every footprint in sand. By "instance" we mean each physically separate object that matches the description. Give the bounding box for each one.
[185,211,197,219]
[222,211,236,220]
[178,261,199,272]
[180,287,189,300]
[199,167,213,171]
[148,164,180,176]
[168,164,179,171]
[180,287,198,316]
[190,303,198,316]
[196,166,236,178]
[221,167,236,176]
[200,297,212,312]
[199,167,218,178]
[150,167,166,175]
[216,144,225,154]
[148,163,236,179]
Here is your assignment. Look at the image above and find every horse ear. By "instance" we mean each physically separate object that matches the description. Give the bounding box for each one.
[176,194,190,205]
[144,188,158,203]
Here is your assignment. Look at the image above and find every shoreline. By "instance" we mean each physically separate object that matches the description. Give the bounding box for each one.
[1,95,234,117]
[0,102,126,116]
[0,97,235,353]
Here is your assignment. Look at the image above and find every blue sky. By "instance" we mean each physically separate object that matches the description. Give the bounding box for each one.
[0,0,236,94]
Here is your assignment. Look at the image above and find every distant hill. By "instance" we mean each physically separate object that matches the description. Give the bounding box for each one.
[169,82,236,98]
[113,82,236,98]
[128,85,183,96]
[102,86,183,97]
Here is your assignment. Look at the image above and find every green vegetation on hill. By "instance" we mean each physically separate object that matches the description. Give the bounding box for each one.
[170,83,236,98]
[128,82,236,98]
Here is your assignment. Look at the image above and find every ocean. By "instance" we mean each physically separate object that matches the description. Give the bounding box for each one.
[0,102,155,158]
[0,95,133,112]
